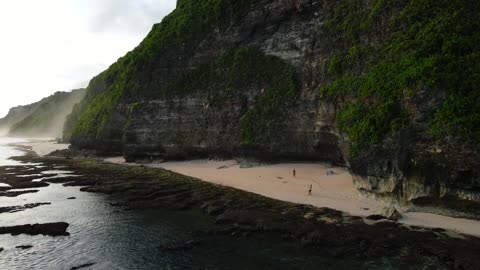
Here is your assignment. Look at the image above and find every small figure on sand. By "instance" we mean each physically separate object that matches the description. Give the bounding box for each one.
[293,169,296,177]
[308,184,312,196]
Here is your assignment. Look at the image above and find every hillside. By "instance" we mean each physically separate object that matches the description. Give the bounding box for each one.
[0,102,42,135]
[0,89,85,138]
[63,0,480,214]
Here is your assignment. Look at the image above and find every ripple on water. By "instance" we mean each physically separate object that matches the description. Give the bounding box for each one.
[41,170,74,175]
[32,175,82,182]
[16,174,44,178]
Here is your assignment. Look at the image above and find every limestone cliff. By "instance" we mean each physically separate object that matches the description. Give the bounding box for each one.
[1,89,85,138]
[64,0,480,216]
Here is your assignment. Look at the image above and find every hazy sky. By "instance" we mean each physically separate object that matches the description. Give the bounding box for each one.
[0,0,176,117]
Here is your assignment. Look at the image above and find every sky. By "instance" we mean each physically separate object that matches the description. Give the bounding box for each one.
[0,0,177,118]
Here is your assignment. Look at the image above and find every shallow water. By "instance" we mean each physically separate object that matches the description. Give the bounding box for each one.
[0,139,440,270]
[0,137,27,166]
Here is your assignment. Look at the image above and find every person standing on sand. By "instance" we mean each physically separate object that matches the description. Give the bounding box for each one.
[308,184,312,196]
[293,169,296,177]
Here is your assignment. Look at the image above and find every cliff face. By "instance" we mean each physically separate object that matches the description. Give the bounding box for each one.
[1,89,85,138]
[65,0,480,215]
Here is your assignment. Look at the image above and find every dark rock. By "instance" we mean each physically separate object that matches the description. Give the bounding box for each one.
[0,247,3,253]
[0,190,39,197]
[70,263,95,270]
[203,203,225,216]
[67,197,76,200]
[0,203,51,214]
[15,245,33,250]
[381,206,402,221]
[0,222,70,236]
[366,215,387,221]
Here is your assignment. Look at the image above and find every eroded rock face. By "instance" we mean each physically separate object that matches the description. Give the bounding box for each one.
[350,131,480,217]
[117,0,346,164]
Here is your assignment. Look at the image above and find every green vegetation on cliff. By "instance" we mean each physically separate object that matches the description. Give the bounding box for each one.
[173,47,297,144]
[65,0,479,157]
[322,0,480,153]
[65,0,256,140]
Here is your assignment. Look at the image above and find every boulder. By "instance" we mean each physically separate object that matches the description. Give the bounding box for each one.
[381,206,402,221]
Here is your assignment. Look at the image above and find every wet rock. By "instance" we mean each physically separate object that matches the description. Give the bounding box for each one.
[303,212,316,219]
[201,202,225,216]
[70,263,95,270]
[317,216,339,224]
[0,190,39,197]
[0,222,70,236]
[366,214,388,221]
[0,203,51,214]
[15,245,33,250]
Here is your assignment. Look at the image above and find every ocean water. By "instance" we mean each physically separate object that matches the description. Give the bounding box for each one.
[0,138,432,270]
[0,137,28,166]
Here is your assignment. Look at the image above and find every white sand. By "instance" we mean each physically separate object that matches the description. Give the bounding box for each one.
[105,157,480,238]
[21,139,69,156]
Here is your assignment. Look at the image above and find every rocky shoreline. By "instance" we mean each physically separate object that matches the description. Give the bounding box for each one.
[0,149,477,269]
[0,222,69,237]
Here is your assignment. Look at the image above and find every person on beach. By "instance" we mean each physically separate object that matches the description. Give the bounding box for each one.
[308,184,312,196]
[293,169,296,177]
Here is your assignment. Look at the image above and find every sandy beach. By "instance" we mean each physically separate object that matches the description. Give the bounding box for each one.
[14,142,480,238]
[153,160,384,217]
[105,157,480,238]
[19,139,69,156]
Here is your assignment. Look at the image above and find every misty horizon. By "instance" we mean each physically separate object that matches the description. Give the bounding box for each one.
[0,0,177,118]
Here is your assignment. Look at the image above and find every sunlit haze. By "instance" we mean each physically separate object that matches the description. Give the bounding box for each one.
[0,0,176,117]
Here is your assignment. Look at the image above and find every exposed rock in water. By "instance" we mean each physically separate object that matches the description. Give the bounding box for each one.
[15,245,33,250]
[0,190,39,197]
[67,197,76,200]
[0,248,3,253]
[0,222,70,236]
[0,203,51,214]
[366,207,402,222]
[70,263,95,270]
[366,215,388,221]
